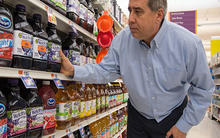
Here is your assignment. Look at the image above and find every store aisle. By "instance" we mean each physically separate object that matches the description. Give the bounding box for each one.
[187,113,220,138]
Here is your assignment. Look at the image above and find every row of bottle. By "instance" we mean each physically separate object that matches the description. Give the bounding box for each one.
[0,1,101,71]
[0,79,127,137]
[41,0,100,34]
[89,107,128,138]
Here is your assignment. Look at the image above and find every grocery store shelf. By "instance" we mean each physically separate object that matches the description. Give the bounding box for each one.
[92,2,123,32]
[6,0,97,42]
[0,67,70,81]
[212,67,220,76]
[113,125,127,138]
[213,104,220,109]
[214,79,220,85]
[213,115,220,121]
[42,103,127,138]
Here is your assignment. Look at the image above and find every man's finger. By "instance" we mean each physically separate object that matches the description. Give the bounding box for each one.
[59,50,66,59]
[166,130,172,138]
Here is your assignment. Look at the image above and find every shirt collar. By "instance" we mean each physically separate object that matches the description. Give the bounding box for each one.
[139,19,168,49]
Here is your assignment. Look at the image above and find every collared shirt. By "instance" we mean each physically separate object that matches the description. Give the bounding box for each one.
[73,19,215,133]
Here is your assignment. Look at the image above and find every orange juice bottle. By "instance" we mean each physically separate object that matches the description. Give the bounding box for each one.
[79,84,86,120]
[74,84,81,124]
[105,85,109,111]
[85,84,92,117]
[96,85,101,114]
[100,85,105,113]
[55,84,72,130]
[91,84,97,115]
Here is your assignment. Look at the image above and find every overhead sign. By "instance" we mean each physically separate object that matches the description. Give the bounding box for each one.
[169,10,197,34]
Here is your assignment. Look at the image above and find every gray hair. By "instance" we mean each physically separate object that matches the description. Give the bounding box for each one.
[148,0,167,18]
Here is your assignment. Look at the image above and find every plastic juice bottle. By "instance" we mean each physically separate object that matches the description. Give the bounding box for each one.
[46,22,61,73]
[85,84,92,117]
[74,84,81,124]
[55,0,67,15]
[12,4,33,69]
[38,81,56,135]
[0,89,7,137]
[79,0,88,29]
[20,86,44,138]
[79,84,86,120]
[30,14,48,71]
[100,85,105,113]
[96,85,101,114]
[0,0,14,67]
[7,79,27,138]
[67,0,80,24]
[91,85,96,115]
[86,0,94,33]
[55,84,72,130]
[62,32,80,66]
[105,86,109,111]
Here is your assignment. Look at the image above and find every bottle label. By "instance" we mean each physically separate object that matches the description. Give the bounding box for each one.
[80,101,86,117]
[55,0,67,10]
[0,31,13,60]
[72,100,80,117]
[0,118,7,137]
[48,42,61,63]
[96,97,100,110]
[13,30,33,57]
[79,4,88,21]
[67,0,80,15]
[26,107,44,130]
[69,50,80,65]
[33,37,48,60]
[56,102,72,121]
[43,109,56,129]
[0,15,12,29]
[47,98,56,106]
[7,109,27,136]
[86,100,91,114]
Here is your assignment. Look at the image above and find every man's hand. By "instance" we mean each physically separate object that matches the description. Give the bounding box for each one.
[60,50,74,76]
[166,125,186,138]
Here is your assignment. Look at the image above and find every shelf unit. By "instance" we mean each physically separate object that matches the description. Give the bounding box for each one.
[113,126,127,138]
[5,0,97,42]
[42,103,127,138]
[213,115,220,122]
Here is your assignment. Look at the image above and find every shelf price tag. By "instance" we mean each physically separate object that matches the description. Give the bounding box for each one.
[45,5,57,25]
[53,78,64,89]
[21,76,37,89]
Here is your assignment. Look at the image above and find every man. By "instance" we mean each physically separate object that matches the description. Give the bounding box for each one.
[60,0,215,137]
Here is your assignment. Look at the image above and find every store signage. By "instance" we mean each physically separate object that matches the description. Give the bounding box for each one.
[169,10,197,34]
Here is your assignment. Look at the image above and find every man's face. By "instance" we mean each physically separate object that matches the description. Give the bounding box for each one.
[128,0,162,42]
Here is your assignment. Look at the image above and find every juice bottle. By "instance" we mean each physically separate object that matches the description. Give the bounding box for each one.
[91,85,96,115]
[100,85,105,113]
[38,81,56,135]
[86,0,94,33]
[0,0,14,67]
[55,0,67,15]
[20,86,44,138]
[96,85,101,114]
[62,32,80,66]
[7,79,27,138]
[0,89,7,138]
[85,84,92,117]
[74,83,81,124]
[105,85,109,111]
[46,22,61,73]
[79,84,86,120]
[109,86,112,109]
[66,0,80,24]
[12,4,33,69]
[55,83,72,130]
[31,14,48,71]
[79,0,88,29]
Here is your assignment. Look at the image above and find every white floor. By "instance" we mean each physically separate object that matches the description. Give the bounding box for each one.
[187,113,220,138]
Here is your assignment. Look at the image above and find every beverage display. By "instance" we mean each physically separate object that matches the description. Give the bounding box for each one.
[21,86,44,138]
[62,32,80,65]
[0,89,7,138]
[38,81,56,135]
[6,79,27,138]
[67,0,80,24]
[46,22,61,73]
[30,14,48,71]
[12,4,33,69]
[55,83,72,130]
[79,0,88,29]
[0,0,14,67]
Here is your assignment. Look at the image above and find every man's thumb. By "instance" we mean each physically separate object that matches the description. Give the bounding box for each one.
[166,130,172,138]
